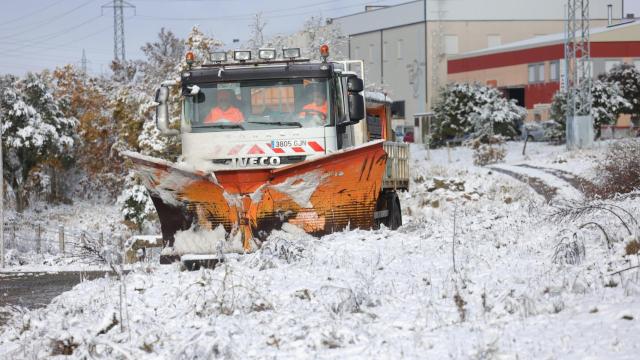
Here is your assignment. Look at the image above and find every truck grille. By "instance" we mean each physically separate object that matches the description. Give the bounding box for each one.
[211,155,307,166]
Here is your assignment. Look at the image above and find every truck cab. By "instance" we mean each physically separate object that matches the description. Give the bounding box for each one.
[157,48,371,170]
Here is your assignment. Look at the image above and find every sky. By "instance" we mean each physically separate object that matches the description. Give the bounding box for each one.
[0,0,407,76]
[0,0,638,76]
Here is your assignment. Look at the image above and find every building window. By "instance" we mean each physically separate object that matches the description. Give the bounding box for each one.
[391,100,405,118]
[605,59,622,73]
[397,39,403,60]
[487,35,501,48]
[445,35,458,55]
[528,63,545,83]
[538,63,545,82]
[550,61,559,81]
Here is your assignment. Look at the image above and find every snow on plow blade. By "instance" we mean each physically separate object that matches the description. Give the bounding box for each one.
[123,140,387,257]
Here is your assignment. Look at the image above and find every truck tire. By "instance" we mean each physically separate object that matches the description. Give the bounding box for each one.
[376,191,402,230]
[388,192,402,230]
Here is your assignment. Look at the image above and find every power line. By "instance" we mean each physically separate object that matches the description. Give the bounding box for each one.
[0,0,68,28]
[134,0,380,21]
[0,15,106,54]
[0,0,98,40]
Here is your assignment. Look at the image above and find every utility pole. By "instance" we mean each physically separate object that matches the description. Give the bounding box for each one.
[102,0,135,62]
[81,49,88,75]
[565,0,593,149]
[1,114,3,268]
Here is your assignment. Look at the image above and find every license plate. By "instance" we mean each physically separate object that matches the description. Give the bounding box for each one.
[271,139,307,148]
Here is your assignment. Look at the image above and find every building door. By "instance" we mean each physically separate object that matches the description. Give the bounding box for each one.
[505,87,525,107]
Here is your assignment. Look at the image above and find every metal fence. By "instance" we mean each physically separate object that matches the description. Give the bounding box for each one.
[2,220,132,256]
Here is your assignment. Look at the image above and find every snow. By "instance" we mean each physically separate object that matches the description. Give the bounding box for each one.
[172,224,244,255]
[270,170,326,208]
[2,141,640,358]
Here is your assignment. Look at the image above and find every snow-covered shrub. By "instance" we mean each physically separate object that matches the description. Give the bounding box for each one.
[550,80,631,139]
[433,83,525,145]
[600,63,640,125]
[0,72,77,211]
[470,136,506,166]
[587,139,640,198]
[117,172,156,233]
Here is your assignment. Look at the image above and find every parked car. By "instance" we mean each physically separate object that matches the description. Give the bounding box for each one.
[522,120,560,142]
[403,131,414,143]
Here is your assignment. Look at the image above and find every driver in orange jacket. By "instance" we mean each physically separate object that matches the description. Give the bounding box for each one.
[300,85,327,119]
[204,89,245,123]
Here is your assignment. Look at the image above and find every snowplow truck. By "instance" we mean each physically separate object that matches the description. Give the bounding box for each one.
[124,46,409,263]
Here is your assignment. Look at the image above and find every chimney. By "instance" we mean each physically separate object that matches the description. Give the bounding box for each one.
[607,4,613,26]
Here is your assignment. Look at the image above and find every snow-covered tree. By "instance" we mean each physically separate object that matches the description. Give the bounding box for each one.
[116,172,156,233]
[549,79,631,139]
[592,79,632,137]
[53,65,125,198]
[182,25,224,69]
[301,16,346,60]
[0,72,77,211]
[433,83,525,143]
[140,27,184,91]
[599,63,640,125]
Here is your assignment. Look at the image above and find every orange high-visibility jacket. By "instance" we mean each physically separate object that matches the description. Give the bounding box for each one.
[204,106,245,123]
[301,101,327,116]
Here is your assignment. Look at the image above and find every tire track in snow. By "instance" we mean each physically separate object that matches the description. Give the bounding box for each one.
[488,166,558,202]
[515,164,594,192]
[489,164,583,202]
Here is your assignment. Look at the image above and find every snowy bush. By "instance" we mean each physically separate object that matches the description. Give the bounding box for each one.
[600,63,640,125]
[550,79,631,139]
[470,136,507,166]
[0,72,77,211]
[586,139,640,198]
[117,172,156,233]
[433,83,525,145]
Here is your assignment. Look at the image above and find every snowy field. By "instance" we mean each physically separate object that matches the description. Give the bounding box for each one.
[1,140,640,358]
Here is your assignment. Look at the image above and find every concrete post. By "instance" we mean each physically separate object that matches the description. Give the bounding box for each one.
[36,224,41,254]
[58,225,65,255]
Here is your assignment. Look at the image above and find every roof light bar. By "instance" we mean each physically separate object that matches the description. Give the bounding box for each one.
[233,50,251,62]
[211,51,227,63]
[258,48,276,60]
[283,48,301,59]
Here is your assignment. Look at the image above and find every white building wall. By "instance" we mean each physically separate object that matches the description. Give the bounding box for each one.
[331,0,624,140]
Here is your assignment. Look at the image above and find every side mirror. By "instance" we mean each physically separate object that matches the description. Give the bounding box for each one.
[347,76,364,92]
[348,93,365,122]
[155,84,179,136]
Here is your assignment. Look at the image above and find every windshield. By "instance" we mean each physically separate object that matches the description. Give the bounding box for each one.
[183,78,331,132]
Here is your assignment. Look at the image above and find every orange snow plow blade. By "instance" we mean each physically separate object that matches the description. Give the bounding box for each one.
[124,140,387,255]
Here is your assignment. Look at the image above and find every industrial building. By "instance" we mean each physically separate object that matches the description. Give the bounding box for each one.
[330,0,627,141]
[447,20,640,124]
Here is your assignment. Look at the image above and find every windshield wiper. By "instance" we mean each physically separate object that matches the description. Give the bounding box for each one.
[200,123,245,129]
[248,121,302,128]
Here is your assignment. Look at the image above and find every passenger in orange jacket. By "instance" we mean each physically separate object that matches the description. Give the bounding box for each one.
[204,89,245,123]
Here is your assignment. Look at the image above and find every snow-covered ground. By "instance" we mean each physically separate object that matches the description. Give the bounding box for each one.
[3,201,130,272]
[1,141,640,359]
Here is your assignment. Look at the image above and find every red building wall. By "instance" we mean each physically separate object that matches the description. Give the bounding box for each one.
[525,82,560,109]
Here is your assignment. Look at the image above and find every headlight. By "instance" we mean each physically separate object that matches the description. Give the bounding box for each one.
[283,48,301,59]
[234,50,251,62]
[258,48,276,60]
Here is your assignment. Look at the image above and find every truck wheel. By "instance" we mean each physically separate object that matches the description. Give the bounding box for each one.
[376,191,402,230]
[388,192,402,230]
